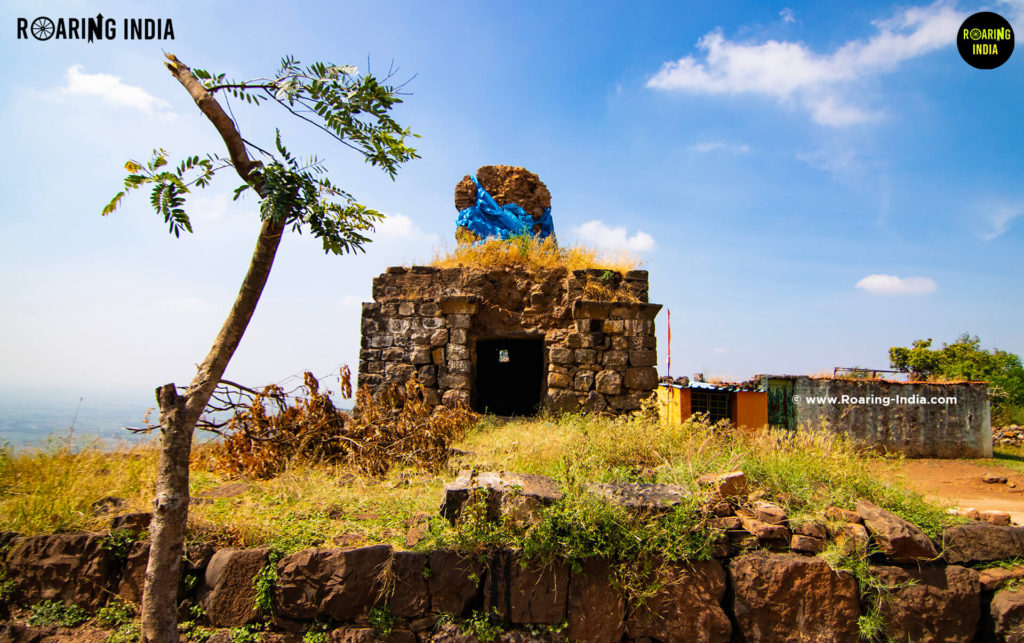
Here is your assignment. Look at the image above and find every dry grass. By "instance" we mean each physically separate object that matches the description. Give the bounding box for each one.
[430,235,640,274]
[1,410,959,548]
[0,437,158,534]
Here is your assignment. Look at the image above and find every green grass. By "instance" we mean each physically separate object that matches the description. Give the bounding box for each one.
[993,444,1024,476]
[1,412,962,554]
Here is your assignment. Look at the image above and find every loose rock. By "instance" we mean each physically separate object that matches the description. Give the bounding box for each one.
[440,471,562,526]
[942,523,1024,564]
[856,500,938,562]
[455,165,551,220]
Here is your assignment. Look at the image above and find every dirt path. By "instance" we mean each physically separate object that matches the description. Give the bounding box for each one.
[876,456,1024,524]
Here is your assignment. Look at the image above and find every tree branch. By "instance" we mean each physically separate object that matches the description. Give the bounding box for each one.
[164,53,262,185]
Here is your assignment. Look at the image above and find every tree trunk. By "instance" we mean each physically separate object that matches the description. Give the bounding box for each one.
[141,54,280,643]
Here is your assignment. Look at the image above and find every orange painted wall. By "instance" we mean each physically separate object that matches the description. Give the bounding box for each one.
[731,391,768,430]
[656,385,691,425]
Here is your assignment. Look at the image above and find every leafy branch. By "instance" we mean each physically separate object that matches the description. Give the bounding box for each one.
[195,56,419,177]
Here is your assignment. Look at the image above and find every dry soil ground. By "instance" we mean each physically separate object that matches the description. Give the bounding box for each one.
[878,449,1024,524]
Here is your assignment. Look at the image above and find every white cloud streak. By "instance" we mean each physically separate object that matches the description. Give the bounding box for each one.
[573,220,655,253]
[373,213,420,238]
[57,65,173,115]
[855,274,937,295]
[979,203,1024,240]
[647,2,963,126]
[690,141,751,154]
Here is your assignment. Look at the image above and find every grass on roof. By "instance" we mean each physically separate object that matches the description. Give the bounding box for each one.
[430,234,640,274]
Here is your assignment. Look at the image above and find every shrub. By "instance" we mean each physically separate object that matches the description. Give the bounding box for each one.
[27,599,88,627]
[206,370,477,479]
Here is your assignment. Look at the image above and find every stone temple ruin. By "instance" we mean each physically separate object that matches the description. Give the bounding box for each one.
[358,166,662,415]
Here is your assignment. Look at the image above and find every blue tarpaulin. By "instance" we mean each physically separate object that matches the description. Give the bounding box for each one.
[455,175,555,241]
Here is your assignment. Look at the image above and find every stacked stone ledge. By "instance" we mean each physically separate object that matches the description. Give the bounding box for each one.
[9,478,1024,641]
[358,265,660,414]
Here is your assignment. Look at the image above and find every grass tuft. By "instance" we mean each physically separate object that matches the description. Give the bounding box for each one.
[431,234,640,274]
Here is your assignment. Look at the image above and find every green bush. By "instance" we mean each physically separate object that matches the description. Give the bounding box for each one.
[27,599,88,627]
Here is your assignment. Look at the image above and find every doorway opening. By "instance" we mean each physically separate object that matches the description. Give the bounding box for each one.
[474,338,544,416]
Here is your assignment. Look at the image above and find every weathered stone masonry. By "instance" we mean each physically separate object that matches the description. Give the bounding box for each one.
[358,266,662,414]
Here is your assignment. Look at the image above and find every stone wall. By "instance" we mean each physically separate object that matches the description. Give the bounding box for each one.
[5,499,1024,641]
[779,376,992,458]
[359,266,662,414]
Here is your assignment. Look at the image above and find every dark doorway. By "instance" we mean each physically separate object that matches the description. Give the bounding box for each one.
[474,338,544,415]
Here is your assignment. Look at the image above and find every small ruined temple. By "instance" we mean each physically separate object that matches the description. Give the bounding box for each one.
[358,166,663,415]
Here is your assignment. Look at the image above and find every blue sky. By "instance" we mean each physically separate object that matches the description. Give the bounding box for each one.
[1,0,1022,409]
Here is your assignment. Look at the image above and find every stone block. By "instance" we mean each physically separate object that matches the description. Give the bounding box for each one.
[626,560,730,642]
[856,500,938,562]
[595,370,622,395]
[602,350,628,367]
[5,533,119,611]
[629,350,657,367]
[418,302,439,316]
[385,363,416,381]
[201,548,270,626]
[602,320,624,334]
[442,389,470,408]
[873,564,980,643]
[446,314,472,329]
[420,316,444,331]
[409,347,431,365]
[567,558,625,643]
[447,344,469,361]
[273,546,392,622]
[427,550,483,617]
[574,371,595,391]
[943,523,1024,564]
[448,360,472,374]
[730,552,859,642]
[549,347,573,365]
[624,367,658,390]
[547,372,572,389]
[483,549,569,625]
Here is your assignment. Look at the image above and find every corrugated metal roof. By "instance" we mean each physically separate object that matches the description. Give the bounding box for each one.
[658,381,762,392]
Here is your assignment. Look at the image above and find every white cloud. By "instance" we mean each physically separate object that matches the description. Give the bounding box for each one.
[690,141,751,154]
[997,0,1024,23]
[979,203,1024,240]
[373,213,419,238]
[55,65,173,116]
[780,8,796,24]
[855,274,937,295]
[573,220,655,253]
[646,2,962,126]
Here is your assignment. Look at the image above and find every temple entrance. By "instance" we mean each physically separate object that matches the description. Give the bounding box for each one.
[473,338,544,415]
